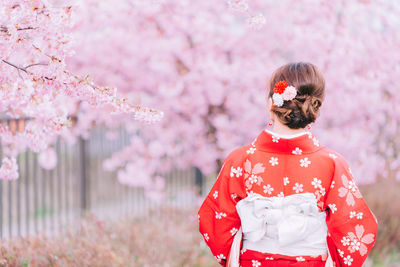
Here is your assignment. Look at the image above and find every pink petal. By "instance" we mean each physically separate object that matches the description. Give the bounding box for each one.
[244,159,252,173]
[346,192,355,206]
[348,232,356,240]
[359,244,368,256]
[252,163,265,174]
[338,187,348,198]
[361,233,375,244]
[355,224,365,239]
[341,174,349,188]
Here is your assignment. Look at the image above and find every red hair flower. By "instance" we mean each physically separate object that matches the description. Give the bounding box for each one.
[273,81,289,94]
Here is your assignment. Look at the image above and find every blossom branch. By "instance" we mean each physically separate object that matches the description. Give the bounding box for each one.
[0,25,37,33]
[2,58,53,80]
[1,60,32,74]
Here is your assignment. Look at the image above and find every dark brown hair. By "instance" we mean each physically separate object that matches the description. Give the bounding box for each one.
[268,62,325,129]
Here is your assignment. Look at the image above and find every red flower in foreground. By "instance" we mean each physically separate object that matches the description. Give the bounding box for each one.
[273,80,289,94]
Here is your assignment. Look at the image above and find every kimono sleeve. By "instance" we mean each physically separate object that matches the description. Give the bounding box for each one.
[323,154,378,267]
[197,155,247,266]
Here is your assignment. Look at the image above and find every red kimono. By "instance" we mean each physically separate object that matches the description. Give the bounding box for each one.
[198,129,378,267]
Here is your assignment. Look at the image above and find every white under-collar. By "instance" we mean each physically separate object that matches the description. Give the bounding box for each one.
[264,128,308,139]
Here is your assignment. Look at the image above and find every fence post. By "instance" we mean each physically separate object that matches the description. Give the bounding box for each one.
[79,137,89,215]
[194,167,203,196]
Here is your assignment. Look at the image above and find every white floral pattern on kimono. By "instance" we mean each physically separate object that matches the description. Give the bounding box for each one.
[198,129,377,267]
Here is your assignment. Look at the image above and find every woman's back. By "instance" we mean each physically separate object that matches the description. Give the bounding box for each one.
[197,62,378,267]
[198,129,377,266]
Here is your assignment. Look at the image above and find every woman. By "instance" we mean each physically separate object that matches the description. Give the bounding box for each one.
[197,62,378,267]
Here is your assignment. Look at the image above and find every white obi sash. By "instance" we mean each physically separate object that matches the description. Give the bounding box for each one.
[227,193,332,267]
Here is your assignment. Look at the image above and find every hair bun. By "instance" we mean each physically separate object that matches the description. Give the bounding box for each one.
[268,62,325,129]
[300,95,320,123]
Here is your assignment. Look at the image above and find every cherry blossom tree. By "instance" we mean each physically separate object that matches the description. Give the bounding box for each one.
[66,0,399,197]
[0,0,163,180]
[3,0,396,196]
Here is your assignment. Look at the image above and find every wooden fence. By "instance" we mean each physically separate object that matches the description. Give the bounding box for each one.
[0,127,208,239]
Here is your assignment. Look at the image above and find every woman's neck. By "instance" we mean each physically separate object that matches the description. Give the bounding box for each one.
[270,121,307,136]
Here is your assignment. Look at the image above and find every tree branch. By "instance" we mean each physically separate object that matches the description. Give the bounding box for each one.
[0,25,37,33]
[24,62,48,69]
[17,27,37,31]
[1,60,32,74]
[2,60,49,80]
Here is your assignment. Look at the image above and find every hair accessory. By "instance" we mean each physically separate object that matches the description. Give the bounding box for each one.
[272,80,297,107]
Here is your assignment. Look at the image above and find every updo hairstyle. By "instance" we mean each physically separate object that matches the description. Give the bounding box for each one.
[268,62,325,129]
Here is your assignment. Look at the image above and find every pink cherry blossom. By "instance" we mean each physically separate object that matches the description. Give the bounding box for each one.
[0,0,162,178]
[0,157,19,180]
[1,0,397,190]
[246,14,267,30]
[338,174,363,206]
[73,0,399,191]
[38,147,58,170]
[347,224,375,256]
[243,159,265,190]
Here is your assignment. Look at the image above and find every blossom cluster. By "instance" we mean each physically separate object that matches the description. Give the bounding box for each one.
[0,0,162,180]
[272,81,297,107]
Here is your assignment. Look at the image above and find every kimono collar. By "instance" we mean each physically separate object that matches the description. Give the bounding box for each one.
[252,128,322,154]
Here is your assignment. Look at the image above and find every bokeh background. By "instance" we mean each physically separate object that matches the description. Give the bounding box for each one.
[0,0,399,266]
